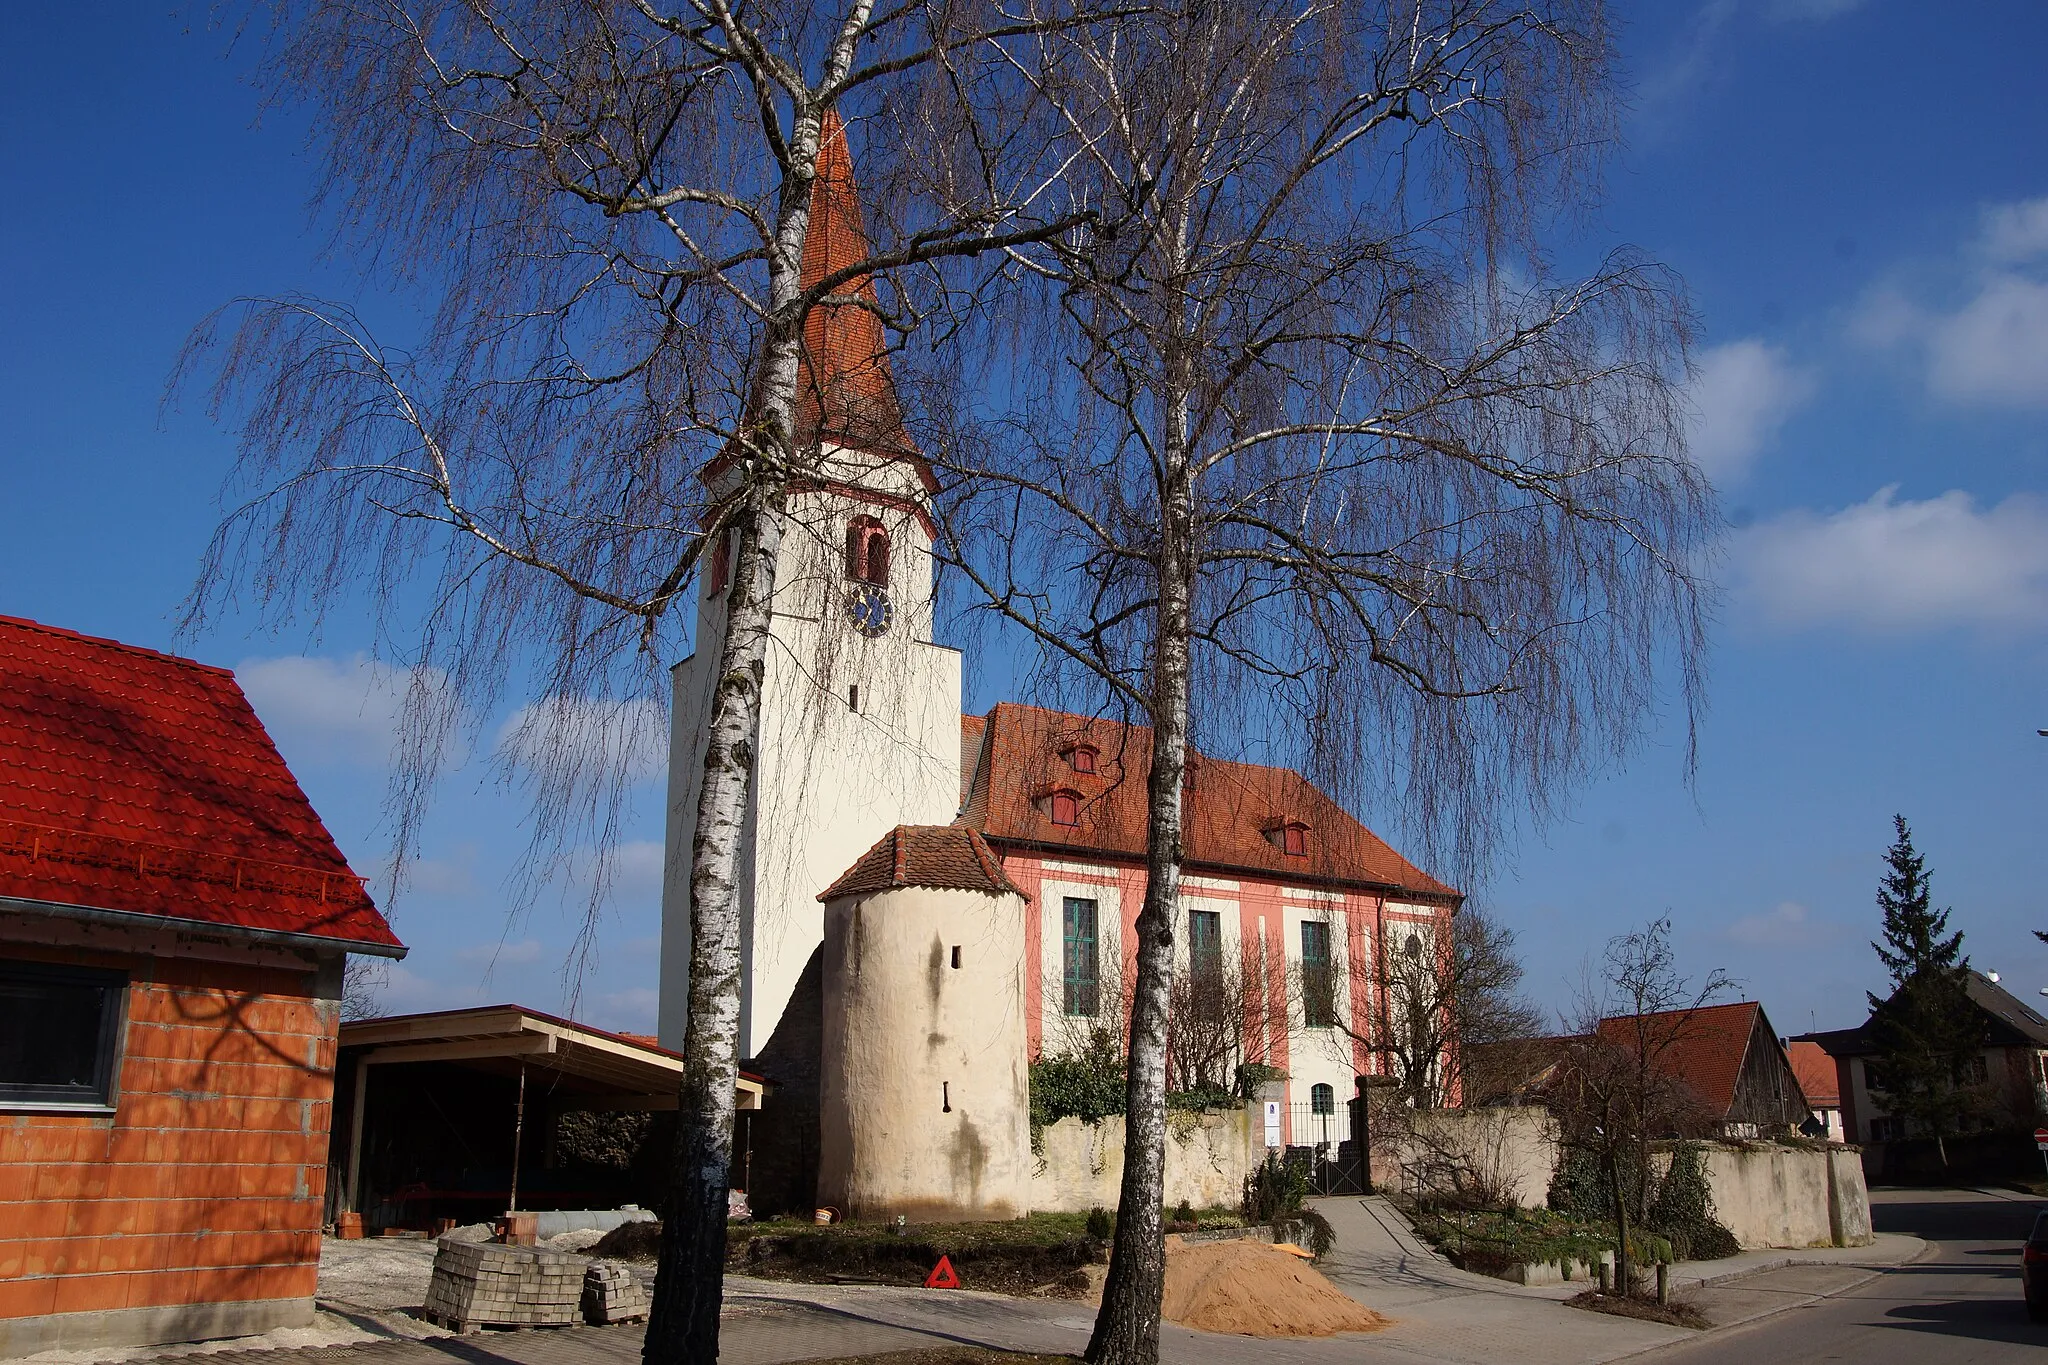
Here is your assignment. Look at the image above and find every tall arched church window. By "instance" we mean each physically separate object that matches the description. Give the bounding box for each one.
[846,515,889,585]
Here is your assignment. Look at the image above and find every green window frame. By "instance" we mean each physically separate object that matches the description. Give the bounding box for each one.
[1300,919,1336,1028]
[1062,897,1099,1017]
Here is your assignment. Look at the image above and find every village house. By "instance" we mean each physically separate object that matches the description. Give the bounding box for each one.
[657,116,1461,1220]
[0,616,403,1355]
[1786,1039,1845,1143]
[1471,1001,1814,1140]
[1796,970,2048,1153]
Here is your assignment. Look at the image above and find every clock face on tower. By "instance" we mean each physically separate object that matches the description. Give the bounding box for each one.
[847,582,894,637]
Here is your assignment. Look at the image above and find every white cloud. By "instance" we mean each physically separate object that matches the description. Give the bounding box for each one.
[1979,197,2048,265]
[1731,485,2048,630]
[236,654,454,769]
[1852,197,2048,409]
[456,937,547,968]
[496,696,667,787]
[1926,275,2048,407]
[1726,901,1843,947]
[1767,0,1865,19]
[1685,339,1813,483]
[585,988,660,1035]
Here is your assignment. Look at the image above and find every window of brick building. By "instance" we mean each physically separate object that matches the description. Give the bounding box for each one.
[1066,745,1097,774]
[1050,790,1080,826]
[0,959,125,1110]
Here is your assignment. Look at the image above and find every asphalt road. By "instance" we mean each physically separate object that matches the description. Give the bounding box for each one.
[1643,1186,2045,1363]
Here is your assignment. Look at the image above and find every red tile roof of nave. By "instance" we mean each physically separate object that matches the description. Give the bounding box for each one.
[818,824,1024,902]
[1594,1000,1767,1120]
[0,615,401,951]
[793,111,928,473]
[955,702,1460,901]
[1785,1039,1840,1108]
[959,712,988,808]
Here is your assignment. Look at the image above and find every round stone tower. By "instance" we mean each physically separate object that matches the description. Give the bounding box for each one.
[815,825,1032,1221]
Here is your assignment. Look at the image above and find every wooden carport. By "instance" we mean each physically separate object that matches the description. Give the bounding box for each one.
[334,1005,764,1228]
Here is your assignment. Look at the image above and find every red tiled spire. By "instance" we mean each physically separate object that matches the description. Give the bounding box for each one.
[792,109,922,464]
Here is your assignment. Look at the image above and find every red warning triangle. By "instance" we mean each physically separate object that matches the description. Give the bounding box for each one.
[923,1255,961,1289]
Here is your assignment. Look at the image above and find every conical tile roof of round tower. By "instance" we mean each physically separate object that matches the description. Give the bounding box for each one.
[818,824,1022,901]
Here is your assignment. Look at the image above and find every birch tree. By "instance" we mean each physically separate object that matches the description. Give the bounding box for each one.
[179,3,1090,1360]
[929,4,1711,1360]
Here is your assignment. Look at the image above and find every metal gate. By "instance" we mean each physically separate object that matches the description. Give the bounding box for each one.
[1284,1100,1366,1196]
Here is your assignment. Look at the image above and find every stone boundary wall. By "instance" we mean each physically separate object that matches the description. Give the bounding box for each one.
[1032,1109,1253,1212]
[1379,1106,1557,1209]
[1696,1143,1872,1249]
[1377,1105,1874,1252]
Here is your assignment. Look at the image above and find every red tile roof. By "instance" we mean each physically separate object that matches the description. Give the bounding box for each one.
[1786,1040,1839,1108]
[819,824,1023,902]
[1594,1001,1766,1119]
[956,703,1458,900]
[0,615,402,952]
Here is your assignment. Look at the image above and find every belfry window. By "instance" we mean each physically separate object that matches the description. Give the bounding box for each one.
[708,529,733,596]
[846,516,889,585]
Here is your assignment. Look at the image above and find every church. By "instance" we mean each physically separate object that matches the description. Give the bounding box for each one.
[656,117,1462,1221]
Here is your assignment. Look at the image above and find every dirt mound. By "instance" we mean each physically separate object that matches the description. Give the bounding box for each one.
[1160,1236,1387,1338]
[590,1220,665,1260]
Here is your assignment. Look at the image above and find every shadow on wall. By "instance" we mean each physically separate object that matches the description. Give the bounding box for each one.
[744,947,825,1217]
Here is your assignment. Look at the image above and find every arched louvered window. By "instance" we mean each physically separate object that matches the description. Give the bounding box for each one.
[846,515,889,584]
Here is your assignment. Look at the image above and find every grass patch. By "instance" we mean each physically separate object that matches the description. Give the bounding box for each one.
[1564,1289,1708,1330]
[792,1353,1076,1365]
[729,1213,1104,1297]
[1395,1200,1611,1280]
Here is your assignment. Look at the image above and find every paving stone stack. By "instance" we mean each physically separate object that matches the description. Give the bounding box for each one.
[423,1236,587,1331]
[581,1261,650,1325]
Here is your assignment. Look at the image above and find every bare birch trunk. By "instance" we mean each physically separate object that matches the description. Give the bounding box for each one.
[1088,347,1195,1365]
[644,121,823,1365]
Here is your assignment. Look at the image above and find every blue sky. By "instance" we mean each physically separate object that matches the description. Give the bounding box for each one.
[2,2,2045,1039]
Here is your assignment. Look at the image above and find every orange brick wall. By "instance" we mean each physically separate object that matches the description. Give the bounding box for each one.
[0,945,340,1323]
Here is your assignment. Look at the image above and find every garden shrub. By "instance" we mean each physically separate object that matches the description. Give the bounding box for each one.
[1030,1030,1126,1148]
[1646,1143,1739,1262]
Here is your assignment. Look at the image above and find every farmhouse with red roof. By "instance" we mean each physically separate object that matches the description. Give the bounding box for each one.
[0,615,403,1355]
[657,121,1461,1220]
[1592,1000,1813,1140]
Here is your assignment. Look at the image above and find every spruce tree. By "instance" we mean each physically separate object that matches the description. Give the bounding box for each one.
[1870,815,1964,986]
[1864,816,1985,1160]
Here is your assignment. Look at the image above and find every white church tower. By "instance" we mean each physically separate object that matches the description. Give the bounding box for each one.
[658,116,964,1056]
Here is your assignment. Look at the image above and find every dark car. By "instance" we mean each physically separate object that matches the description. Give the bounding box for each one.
[2027,1210,2048,1321]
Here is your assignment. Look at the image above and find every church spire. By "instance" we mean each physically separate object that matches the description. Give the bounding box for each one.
[793,109,920,463]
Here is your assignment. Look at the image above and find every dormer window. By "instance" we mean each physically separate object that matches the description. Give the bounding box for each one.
[1265,819,1310,857]
[1064,744,1098,774]
[1049,789,1081,826]
[846,515,890,585]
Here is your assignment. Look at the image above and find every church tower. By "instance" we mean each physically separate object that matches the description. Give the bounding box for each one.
[658,115,965,1056]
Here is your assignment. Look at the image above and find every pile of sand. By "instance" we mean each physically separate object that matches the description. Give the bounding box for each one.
[1159,1236,1388,1338]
